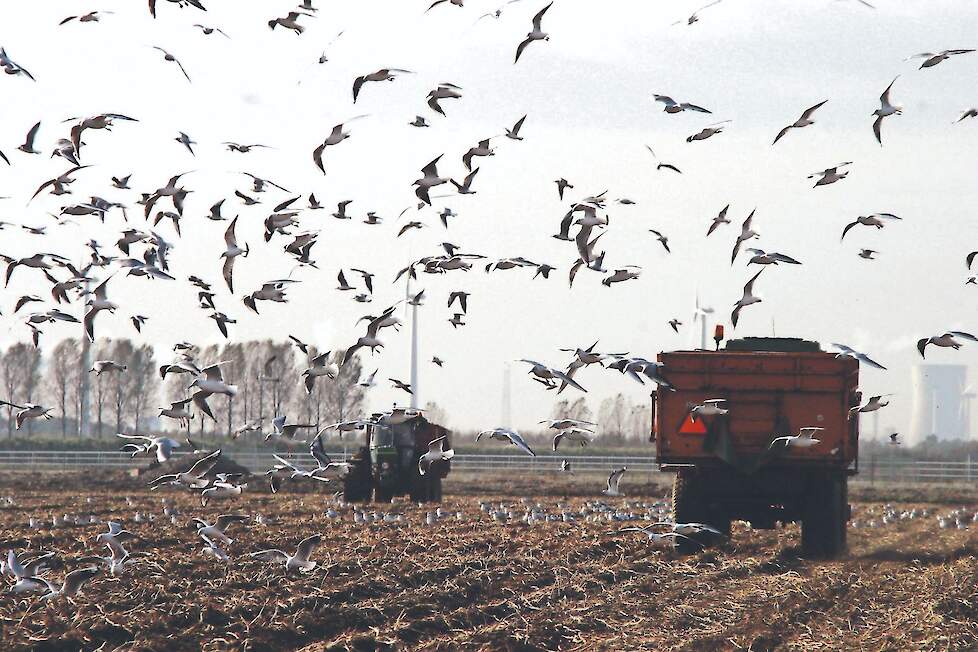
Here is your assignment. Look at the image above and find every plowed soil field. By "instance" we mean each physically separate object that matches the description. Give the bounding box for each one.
[1,475,977,651]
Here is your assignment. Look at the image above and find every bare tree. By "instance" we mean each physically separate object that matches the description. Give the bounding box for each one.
[128,344,158,433]
[552,397,593,424]
[46,338,81,438]
[0,343,43,438]
[92,340,113,438]
[628,403,651,441]
[220,342,246,437]
[598,393,632,444]
[322,352,365,424]
[108,339,135,433]
[423,400,447,427]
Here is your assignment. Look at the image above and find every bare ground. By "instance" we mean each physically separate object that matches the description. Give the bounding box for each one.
[0,474,977,651]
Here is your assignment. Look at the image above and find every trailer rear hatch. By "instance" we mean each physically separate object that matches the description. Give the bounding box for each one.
[654,339,859,470]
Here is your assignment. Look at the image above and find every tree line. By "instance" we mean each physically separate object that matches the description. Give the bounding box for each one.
[0,339,365,440]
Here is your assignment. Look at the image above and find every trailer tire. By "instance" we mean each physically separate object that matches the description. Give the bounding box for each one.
[801,473,847,558]
[672,469,711,553]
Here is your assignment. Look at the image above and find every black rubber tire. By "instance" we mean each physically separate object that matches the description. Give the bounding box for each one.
[672,469,710,553]
[428,475,443,503]
[342,460,372,503]
[801,473,847,558]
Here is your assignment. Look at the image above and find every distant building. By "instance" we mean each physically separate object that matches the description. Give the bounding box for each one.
[908,364,970,444]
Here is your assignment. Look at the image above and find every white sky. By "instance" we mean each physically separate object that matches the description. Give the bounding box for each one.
[1,0,977,437]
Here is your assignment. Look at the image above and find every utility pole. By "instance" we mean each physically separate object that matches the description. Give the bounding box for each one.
[406,276,419,409]
[78,278,91,439]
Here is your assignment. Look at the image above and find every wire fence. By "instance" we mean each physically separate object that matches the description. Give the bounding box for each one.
[1,450,978,485]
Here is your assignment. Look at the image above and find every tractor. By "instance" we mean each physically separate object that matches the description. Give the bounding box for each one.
[342,409,451,503]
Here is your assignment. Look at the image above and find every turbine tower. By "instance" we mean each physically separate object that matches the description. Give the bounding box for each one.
[693,293,714,350]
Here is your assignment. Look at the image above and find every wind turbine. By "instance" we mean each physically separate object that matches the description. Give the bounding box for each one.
[693,292,714,350]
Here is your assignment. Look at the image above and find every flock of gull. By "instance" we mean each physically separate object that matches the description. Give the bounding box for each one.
[0,0,976,436]
[0,0,977,607]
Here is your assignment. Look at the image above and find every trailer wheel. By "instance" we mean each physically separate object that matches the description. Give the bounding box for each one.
[672,469,712,553]
[801,473,847,558]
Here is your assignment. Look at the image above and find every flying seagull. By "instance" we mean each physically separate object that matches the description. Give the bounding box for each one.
[872,77,901,145]
[731,269,763,328]
[249,534,322,573]
[840,213,901,241]
[673,0,722,26]
[707,204,730,236]
[768,427,823,450]
[830,343,887,370]
[906,49,974,70]
[152,46,192,82]
[514,2,553,64]
[653,94,711,114]
[602,467,626,496]
[419,436,454,475]
[772,100,827,145]
[917,332,978,358]
[809,161,852,187]
[352,68,413,103]
[477,427,536,456]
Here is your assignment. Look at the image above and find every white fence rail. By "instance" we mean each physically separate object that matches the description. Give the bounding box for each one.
[0,450,978,484]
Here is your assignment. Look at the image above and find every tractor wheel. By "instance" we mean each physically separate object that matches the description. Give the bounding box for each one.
[672,469,712,553]
[428,475,443,503]
[342,460,372,503]
[801,473,847,558]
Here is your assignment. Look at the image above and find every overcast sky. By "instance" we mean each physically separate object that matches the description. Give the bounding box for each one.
[1,0,977,438]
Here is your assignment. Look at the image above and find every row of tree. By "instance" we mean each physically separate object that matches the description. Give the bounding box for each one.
[0,339,366,439]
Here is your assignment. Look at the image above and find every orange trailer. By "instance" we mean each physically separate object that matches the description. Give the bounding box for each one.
[652,337,861,557]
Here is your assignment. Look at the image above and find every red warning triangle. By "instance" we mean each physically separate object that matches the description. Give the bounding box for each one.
[679,413,708,435]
